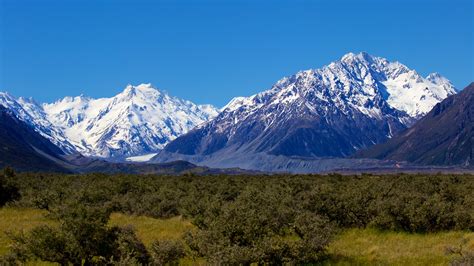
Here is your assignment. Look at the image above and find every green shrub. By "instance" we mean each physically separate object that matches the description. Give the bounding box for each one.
[150,239,185,265]
[6,204,148,265]
[185,185,335,264]
[0,167,20,206]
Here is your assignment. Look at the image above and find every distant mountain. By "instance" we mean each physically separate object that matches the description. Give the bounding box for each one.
[0,106,69,172]
[154,52,456,170]
[357,83,473,167]
[43,83,218,158]
[1,84,218,159]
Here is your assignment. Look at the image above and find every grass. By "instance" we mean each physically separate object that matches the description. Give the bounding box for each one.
[109,212,194,247]
[0,207,53,255]
[0,207,472,265]
[327,228,474,265]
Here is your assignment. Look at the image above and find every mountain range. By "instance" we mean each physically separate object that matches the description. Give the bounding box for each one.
[0,84,218,159]
[1,52,471,173]
[153,52,458,170]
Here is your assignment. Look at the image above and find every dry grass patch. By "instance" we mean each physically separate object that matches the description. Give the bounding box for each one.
[109,213,194,247]
[0,207,51,255]
[327,228,474,265]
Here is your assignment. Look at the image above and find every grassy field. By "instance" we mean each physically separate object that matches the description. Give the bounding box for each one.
[110,213,194,246]
[0,207,472,265]
[327,228,473,265]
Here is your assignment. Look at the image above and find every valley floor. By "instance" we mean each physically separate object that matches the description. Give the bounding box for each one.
[0,207,471,265]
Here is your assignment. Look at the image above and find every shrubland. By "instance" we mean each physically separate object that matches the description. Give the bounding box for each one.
[0,169,473,264]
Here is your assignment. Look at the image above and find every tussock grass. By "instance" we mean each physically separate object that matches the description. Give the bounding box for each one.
[327,228,474,265]
[0,208,52,255]
[109,213,194,247]
[0,207,472,265]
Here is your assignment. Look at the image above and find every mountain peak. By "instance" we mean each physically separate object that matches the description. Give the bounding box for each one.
[426,72,453,86]
[120,83,163,99]
[123,83,157,92]
[43,83,218,158]
[0,91,15,101]
[18,96,40,105]
[340,51,375,63]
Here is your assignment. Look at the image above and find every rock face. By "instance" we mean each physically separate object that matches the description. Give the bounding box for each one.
[0,106,68,172]
[157,52,457,166]
[1,84,218,159]
[358,83,473,167]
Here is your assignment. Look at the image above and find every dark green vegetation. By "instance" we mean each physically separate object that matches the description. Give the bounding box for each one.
[1,169,473,264]
[4,206,150,265]
[359,82,474,167]
[0,167,19,206]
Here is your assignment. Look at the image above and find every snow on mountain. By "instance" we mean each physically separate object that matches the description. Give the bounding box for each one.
[220,96,255,112]
[157,52,457,167]
[126,153,158,162]
[338,53,456,118]
[358,82,473,167]
[0,92,76,153]
[221,52,456,121]
[43,83,219,158]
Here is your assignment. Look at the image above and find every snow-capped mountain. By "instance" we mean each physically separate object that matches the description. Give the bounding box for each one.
[224,52,456,120]
[43,84,219,158]
[0,84,218,159]
[0,92,77,153]
[155,52,457,168]
[358,82,473,167]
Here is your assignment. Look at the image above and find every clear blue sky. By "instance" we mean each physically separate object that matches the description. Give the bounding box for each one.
[1,0,472,107]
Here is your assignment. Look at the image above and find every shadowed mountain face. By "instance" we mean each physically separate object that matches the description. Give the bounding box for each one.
[157,53,456,164]
[358,83,473,167]
[0,106,68,172]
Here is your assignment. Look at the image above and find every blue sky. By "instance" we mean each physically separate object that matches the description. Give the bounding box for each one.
[0,0,472,107]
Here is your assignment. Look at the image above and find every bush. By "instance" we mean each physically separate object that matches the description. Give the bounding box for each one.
[0,167,20,206]
[367,176,474,232]
[185,185,335,264]
[7,205,148,265]
[116,225,150,264]
[150,240,185,265]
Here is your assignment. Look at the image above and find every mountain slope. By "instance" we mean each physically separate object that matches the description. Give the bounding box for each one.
[0,93,76,154]
[0,106,69,172]
[357,83,473,167]
[156,52,456,168]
